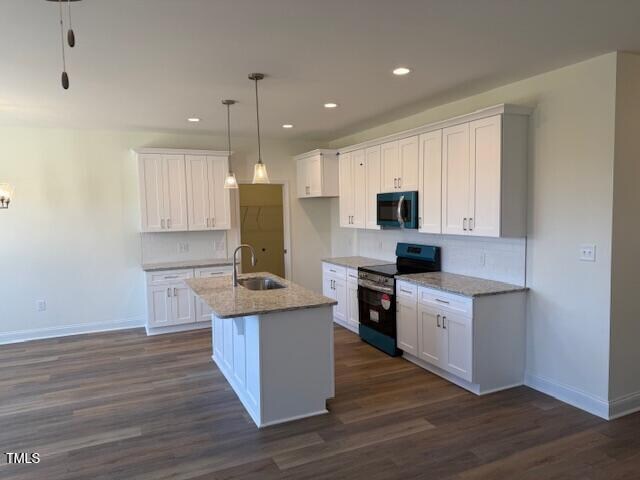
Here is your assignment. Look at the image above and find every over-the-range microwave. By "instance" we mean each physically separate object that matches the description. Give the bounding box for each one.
[377,191,418,229]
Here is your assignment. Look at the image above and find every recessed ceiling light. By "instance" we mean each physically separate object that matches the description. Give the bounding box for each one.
[324,102,338,109]
[187,117,200,123]
[393,67,411,76]
[282,124,294,129]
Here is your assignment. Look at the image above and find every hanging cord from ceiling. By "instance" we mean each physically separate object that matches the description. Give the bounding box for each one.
[58,0,69,89]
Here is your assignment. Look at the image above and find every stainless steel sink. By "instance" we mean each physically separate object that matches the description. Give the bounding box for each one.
[237,277,286,291]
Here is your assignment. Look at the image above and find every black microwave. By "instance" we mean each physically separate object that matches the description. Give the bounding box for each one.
[377,191,418,229]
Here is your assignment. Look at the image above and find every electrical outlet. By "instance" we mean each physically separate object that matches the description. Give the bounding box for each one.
[579,244,596,262]
[36,300,47,312]
[177,242,189,253]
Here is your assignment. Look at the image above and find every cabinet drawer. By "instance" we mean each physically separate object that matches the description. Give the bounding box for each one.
[396,281,417,301]
[322,262,347,279]
[147,269,194,285]
[347,268,359,284]
[195,266,232,278]
[418,287,472,317]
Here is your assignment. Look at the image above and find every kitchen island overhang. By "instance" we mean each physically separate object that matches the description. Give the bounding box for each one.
[187,272,337,428]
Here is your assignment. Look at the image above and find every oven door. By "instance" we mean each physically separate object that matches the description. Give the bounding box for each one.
[377,191,418,229]
[358,281,396,338]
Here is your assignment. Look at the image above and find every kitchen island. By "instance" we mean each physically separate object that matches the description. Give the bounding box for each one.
[187,272,336,428]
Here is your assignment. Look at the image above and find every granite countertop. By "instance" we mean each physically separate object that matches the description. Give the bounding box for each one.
[322,256,390,269]
[142,258,233,272]
[397,272,528,298]
[187,272,337,319]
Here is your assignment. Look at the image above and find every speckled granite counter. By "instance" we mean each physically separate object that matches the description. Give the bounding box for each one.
[397,272,527,298]
[322,256,390,269]
[187,272,336,319]
[142,258,233,272]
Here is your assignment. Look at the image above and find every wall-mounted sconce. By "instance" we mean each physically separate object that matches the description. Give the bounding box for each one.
[0,184,14,209]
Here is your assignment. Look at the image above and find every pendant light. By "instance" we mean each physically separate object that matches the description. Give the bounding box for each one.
[0,183,14,209]
[222,100,238,189]
[47,0,81,90]
[248,73,270,184]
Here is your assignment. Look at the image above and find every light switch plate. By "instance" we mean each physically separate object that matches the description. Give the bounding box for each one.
[177,242,189,253]
[37,300,47,312]
[579,244,596,262]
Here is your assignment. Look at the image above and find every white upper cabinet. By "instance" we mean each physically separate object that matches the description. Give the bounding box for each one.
[380,141,399,193]
[418,130,442,234]
[295,150,338,198]
[442,123,471,235]
[136,149,231,233]
[339,150,366,228]
[365,145,381,230]
[380,136,419,193]
[398,136,419,191]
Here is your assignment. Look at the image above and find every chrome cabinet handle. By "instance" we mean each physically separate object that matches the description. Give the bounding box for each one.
[211,217,215,227]
[442,316,447,329]
[393,177,398,189]
[397,195,405,228]
[418,216,422,229]
[206,218,210,227]
[400,288,412,295]
[435,298,450,304]
[398,177,402,188]
[161,219,165,229]
[167,218,172,229]
[167,288,171,298]
[173,287,177,297]
[463,217,468,231]
[469,217,474,231]
[436,314,441,328]
[164,275,178,279]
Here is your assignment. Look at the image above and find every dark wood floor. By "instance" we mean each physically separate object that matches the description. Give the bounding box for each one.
[1,326,639,479]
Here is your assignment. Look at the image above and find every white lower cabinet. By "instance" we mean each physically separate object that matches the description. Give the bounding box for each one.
[322,263,359,333]
[145,265,232,334]
[396,280,526,395]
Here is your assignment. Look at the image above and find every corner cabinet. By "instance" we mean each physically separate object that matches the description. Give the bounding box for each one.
[295,149,339,198]
[395,280,526,395]
[135,148,231,232]
[335,104,530,237]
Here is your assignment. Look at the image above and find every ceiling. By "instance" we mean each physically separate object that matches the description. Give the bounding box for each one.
[2,0,640,141]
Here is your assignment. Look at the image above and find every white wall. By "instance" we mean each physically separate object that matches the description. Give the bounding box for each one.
[609,53,640,406]
[0,128,325,341]
[329,53,619,411]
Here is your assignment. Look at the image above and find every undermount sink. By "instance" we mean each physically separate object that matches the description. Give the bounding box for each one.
[238,277,286,291]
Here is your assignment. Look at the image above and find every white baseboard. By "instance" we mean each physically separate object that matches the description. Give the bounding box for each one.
[609,391,640,419]
[0,316,146,345]
[524,372,610,419]
[145,322,210,336]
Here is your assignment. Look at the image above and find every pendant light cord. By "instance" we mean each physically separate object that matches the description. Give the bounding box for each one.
[226,102,232,174]
[67,0,73,32]
[254,78,262,164]
[58,0,66,71]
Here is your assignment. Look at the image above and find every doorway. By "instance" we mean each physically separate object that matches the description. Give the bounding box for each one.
[238,184,287,278]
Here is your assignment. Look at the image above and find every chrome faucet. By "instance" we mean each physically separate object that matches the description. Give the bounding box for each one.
[233,244,257,287]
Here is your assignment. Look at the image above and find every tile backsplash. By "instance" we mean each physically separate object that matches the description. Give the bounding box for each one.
[334,227,526,286]
[141,231,229,264]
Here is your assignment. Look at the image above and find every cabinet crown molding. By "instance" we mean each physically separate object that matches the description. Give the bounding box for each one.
[338,103,532,154]
[132,147,231,156]
[294,149,338,161]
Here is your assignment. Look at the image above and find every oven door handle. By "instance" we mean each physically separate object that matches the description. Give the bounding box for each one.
[358,279,394,295]
[397,195,405,228]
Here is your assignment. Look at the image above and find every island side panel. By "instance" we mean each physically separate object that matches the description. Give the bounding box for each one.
[258,306,334,427]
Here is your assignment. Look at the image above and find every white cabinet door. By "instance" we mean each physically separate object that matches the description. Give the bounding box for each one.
[352,150,366,228]
[233,317,246,388]
[418,305,445,367]
[442,123,470,235]
[148,285,172,327]
[442,312,472,382]
[365,145,381,230]
[333,277,348,323]
[347,280,359,330]
[307,154,323,196]
[186,155,210,231]
[296,157,309,198]
[213,316,223,359]
[339,152,353,227]
[163,154,189,231]
[397,298,418,356]
[398,136,419,191]
[419,130,442,234]
[139,154,166,232]
[323,274,336,300]
[380,141,399,193]
[469,115,501,238]
[208,156,231,230]
[172,284,195,325]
